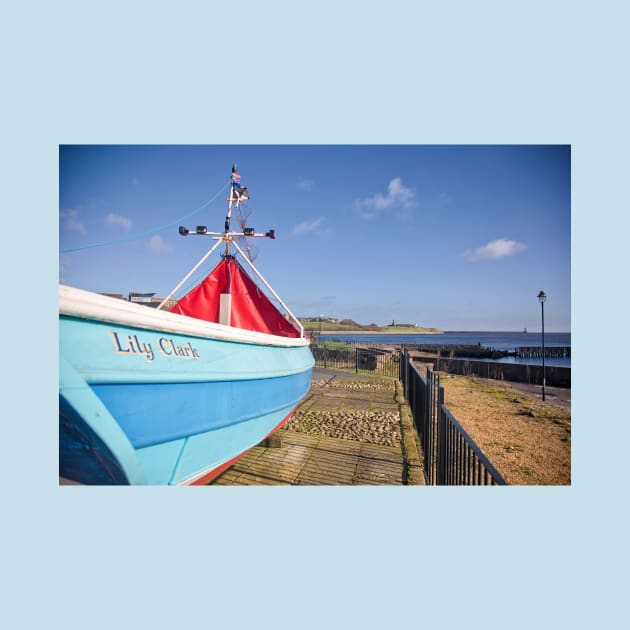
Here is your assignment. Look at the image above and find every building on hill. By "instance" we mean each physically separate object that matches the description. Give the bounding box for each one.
[391,320,418,327]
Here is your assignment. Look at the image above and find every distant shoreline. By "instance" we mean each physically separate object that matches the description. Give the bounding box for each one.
[317,330,443,335]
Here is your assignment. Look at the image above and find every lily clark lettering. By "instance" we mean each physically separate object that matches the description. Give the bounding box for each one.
[109,331,200,362]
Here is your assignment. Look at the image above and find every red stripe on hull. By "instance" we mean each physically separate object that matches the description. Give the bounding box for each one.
[185,407,297,485]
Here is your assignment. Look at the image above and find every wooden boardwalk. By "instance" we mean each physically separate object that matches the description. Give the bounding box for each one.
[211,368,424,486]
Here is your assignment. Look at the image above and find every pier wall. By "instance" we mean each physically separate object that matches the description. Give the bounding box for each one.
[424,356,571,388]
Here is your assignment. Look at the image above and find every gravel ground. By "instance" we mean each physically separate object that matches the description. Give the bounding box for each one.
[311,378,395,393]
[285,378,401,447]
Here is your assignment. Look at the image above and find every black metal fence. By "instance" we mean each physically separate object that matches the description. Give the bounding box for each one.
[400,350,507,485]
[311,342,400,378]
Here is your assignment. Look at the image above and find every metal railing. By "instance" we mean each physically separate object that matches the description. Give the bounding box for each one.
[311,342,399,378]
[400,350,507,485]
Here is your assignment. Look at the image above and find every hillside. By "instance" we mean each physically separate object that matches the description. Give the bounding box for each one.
[299,318,442,334]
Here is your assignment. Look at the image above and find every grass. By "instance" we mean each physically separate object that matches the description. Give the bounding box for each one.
[301,321,378,332]
[437,372,571,485]
[443,375,513,400]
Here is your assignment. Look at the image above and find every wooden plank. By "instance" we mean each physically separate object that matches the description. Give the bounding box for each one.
[229,472,287,485]
[355,458,404,484]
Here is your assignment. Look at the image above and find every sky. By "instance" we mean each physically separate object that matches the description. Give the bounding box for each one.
[59,145,570,331]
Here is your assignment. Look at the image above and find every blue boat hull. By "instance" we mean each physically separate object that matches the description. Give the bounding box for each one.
[59,310,314,485]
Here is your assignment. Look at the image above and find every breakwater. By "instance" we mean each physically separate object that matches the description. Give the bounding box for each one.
[401,343,570,360]
[515,346,571,359]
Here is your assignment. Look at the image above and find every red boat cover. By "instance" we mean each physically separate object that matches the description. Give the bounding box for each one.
[170,256,300,338]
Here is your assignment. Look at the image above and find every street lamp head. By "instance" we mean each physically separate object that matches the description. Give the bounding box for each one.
[538,290,547,303]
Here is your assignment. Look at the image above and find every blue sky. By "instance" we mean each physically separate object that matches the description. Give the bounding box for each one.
[59,145,570,331]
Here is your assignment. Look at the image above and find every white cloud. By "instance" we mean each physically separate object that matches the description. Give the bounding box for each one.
[293,217,327,235]
[296,176,314,191]
[465,238,528,262]
[60,208,86,235]
[354,177,416,219]
[146,235,171,252]
[106,213,132,231]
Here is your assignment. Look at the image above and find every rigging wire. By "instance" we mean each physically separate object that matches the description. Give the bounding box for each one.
[235,203,259,262]
[59,180,230,254]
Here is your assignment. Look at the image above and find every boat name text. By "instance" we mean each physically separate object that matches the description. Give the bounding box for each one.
[109,332,200,361]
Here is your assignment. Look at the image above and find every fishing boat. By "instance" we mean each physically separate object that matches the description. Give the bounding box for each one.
[59,165,314,485]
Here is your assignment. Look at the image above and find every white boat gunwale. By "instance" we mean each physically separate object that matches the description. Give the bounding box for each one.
[59,284,309,349]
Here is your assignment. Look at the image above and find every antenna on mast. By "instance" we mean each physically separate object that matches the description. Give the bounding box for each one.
[177,165,274,246]
[225,164,237,232]
[225,163,250,231]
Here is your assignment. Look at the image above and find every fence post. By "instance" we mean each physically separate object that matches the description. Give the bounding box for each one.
[406,353,411,401]
[437,385,446,484]
[398,350,407,390]
[401,350,407,395]
[413,363,418,422]
[423,368,429,482]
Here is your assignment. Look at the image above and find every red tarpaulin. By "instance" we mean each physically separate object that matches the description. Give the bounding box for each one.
[170,256,300,338]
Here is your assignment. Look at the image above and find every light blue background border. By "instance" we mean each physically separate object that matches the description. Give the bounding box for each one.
[3,1,628,628]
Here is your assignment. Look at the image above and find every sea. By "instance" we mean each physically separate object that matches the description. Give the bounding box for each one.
[319,331,571,368]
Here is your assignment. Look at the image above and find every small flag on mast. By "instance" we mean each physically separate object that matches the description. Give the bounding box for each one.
[231,164,248,201]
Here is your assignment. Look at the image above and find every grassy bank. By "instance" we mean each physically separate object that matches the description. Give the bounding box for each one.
[302,321,442,334]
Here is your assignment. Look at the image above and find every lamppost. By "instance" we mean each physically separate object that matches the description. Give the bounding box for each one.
[537,290,547,401]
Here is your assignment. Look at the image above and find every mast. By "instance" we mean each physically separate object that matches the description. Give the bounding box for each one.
[156,165,303,337]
